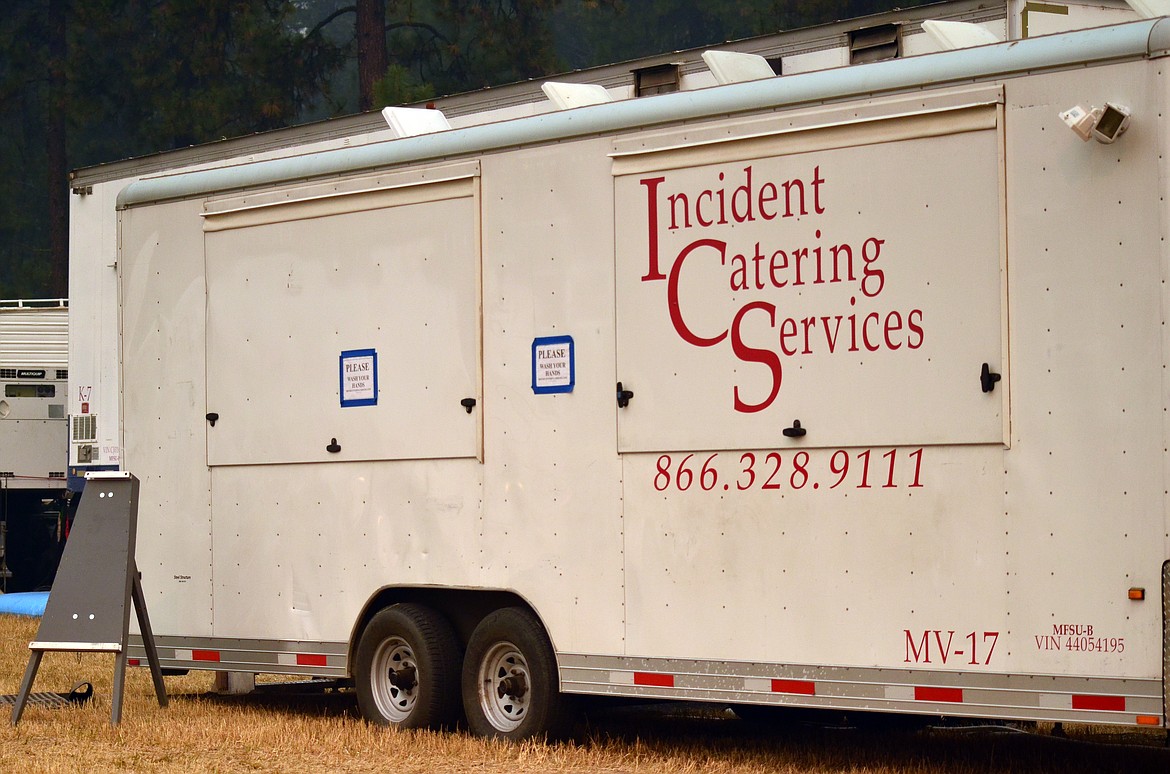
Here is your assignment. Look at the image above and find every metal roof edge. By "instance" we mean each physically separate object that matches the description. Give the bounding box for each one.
[1147,15,1170,56]
[117,18,1162,211]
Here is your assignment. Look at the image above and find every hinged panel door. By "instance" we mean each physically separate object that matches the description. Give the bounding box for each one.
[613,102,1007,453]
[204,169,482,466]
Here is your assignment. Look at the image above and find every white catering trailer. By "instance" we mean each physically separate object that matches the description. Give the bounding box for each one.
[69,3,1170,738]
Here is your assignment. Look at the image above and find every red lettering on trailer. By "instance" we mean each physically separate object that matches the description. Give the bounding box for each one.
[639,164,925,413]
[192,650,221,662]
[652,448,925,493]
[904,629,998,665]
[1034,627,1123,654]
[1072,694,1125,712]
[634,672,674,687]
[915,686,963,703]
[771,679,816,695]
[640,176,667,281]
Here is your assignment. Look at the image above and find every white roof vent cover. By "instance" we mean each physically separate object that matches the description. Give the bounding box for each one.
[1124,0,1170,17]
[920,20,1001,50]
[541,81,613,110]
[701,50,775,85]
[381,106,452,138]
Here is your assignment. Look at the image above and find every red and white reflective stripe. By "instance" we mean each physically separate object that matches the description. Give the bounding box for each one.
[126,636,346,678]
[742,677,816,695]
[1042,693,1127,711]
[277,652,329,668]
[611,671,1130,713]
[884,685,962,703]
[142,652,327,667]
[173,648,222,662]
[608,671,675,687]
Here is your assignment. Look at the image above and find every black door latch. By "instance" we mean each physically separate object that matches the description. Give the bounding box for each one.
[782,419,807,438]
[616,382,634,408]
[980,362,1002,393]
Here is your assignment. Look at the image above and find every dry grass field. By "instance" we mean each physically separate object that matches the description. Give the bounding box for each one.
[0,613,1166,773]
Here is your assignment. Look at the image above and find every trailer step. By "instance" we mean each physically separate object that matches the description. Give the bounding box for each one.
[0,681,92,710]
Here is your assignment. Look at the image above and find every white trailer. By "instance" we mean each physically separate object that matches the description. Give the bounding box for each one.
[73,6,1170,738]
[0,299,69,590]
[0,299,68,491]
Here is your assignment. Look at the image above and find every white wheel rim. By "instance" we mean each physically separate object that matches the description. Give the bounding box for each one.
[370,636,419,723]
[476,641,530,732]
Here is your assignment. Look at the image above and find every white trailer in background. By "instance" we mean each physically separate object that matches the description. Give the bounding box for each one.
[0,300,68,490]
[0,299,69,590]
[71,3,1169,739]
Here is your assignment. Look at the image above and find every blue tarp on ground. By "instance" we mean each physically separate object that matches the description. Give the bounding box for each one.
[0,592,48,616]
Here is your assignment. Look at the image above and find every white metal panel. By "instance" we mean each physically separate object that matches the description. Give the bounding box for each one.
[781,46,848,75]
[203,176,480,466]
[119,199,214,636]
[68,182,128,470]
[0,381,64,421]
[0,418,66,488]
[622,444,1007,665]
[209,460,483,641]
[1001,61,1165,679]
[477,141,627,656]
[614,105,1006,453]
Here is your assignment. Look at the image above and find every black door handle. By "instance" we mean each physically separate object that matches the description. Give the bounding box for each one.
[980,362,1001,393]
[616,382,634,408]
[782,419,806,438]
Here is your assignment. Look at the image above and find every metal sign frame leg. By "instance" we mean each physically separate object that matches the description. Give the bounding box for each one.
[9,652,45,724]
[132,570,167,710]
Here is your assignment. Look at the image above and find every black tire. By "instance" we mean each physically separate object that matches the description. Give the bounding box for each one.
[354,603,461,729]
[461,607,571,740]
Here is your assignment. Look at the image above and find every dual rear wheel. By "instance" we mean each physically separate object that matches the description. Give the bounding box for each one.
[354,603,569,740]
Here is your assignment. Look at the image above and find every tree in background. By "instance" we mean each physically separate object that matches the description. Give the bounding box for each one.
[0,0,915,299]
[0,0,345,299]
[321,0,573,111]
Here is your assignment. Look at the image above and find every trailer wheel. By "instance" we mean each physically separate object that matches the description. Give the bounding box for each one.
[461,607,570,740]
[354,603,461,730]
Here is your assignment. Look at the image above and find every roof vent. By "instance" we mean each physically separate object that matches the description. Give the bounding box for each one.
[633,63,681,96]
[381,106,451,138]
[850,24,901,64]
[541,81,613,110]
[1124,0,1170,16]
[701,50,776,85]
[921,20,1001,50]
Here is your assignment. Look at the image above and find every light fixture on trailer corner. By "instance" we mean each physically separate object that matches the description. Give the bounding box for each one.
[1059,103,1130,143]
[1091,103,1131,144]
